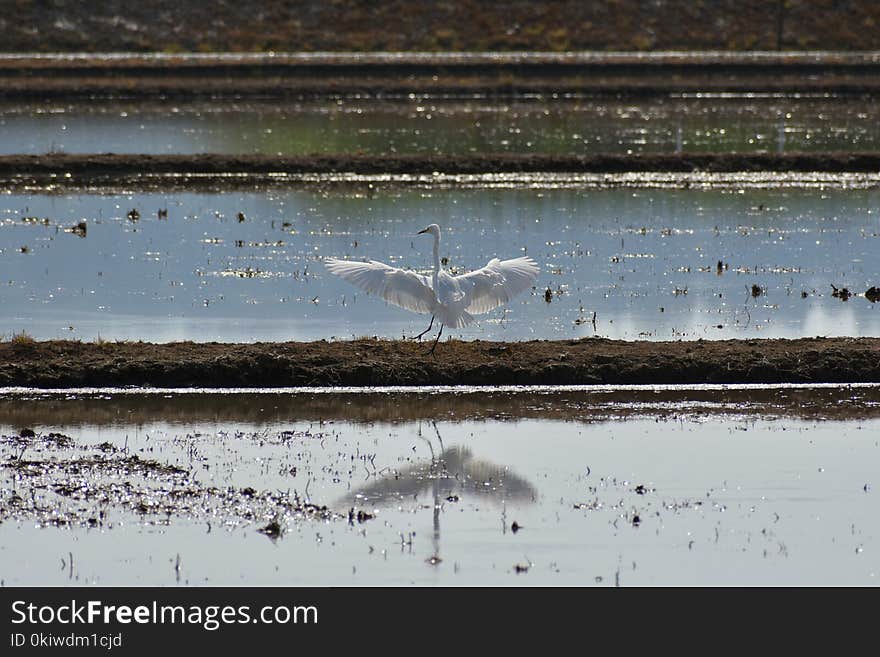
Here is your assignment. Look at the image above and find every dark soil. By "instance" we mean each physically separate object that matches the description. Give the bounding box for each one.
[3,52,880,99]
[4,1,880,53]
[1,337,878,388]
[1,387,878,428]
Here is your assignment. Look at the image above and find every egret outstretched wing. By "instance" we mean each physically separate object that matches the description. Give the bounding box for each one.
[456,256,540,315]
[324,258,435,314]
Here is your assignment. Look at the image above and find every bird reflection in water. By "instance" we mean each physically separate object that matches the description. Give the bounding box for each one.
[341,421,536,566]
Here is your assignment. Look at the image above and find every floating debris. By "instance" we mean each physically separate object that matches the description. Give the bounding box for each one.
[43,432,74,447]
[217,267,280,279]
[348,508,374,524]
[65,220,87,237]
[248,240,286,248]
[831,284,851,301]
[257,519,283,540]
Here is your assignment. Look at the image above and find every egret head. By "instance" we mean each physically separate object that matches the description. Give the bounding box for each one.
[417,223,441,238]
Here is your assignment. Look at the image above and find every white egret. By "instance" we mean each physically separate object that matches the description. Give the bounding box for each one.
[324,224,540,354]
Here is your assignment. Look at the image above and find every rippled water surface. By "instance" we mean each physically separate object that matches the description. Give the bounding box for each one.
[0,186,877,342]
[3,96,880,156]
[0,388,877,586]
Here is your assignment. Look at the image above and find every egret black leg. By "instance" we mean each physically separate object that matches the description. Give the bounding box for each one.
[428,323,444,357]
[411,315,435,341]
[431,420,444,452]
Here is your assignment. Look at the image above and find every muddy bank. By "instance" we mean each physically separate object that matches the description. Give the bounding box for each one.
[0,337,878,388]
[4,52,880,99]
[4,152,880,185]
[2,387,879,428]
[4,3,880,53]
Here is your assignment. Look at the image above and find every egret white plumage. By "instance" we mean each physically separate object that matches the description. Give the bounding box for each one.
[324,224,540,354]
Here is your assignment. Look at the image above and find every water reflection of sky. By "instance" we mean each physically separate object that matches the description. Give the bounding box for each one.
[1,402,877,585]
[2,97,880,155]
[0,187,877,342]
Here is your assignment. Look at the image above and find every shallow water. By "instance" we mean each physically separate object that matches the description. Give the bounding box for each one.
[0,387,877,586]
[0,186,878,342]
[3,96,880,156]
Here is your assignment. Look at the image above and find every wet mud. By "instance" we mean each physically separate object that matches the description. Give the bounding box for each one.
[0,427,341,532]
[1,337,878,388]
[3,386,880,429]
[4,52,880,99]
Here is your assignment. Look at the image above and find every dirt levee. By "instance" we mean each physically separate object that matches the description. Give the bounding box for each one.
[5,2,880,53]
[4,52,880,99]
[0,338,877,388]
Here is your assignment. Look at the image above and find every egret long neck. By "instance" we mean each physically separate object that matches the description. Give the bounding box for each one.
[432,232,441,274]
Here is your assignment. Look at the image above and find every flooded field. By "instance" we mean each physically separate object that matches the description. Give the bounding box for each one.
[0,386,877,586]
[1,73,879,590]
[1,186,877,342]
[3,96,880,157]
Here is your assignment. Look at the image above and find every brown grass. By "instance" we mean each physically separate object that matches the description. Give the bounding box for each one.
[8,331,36,346]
